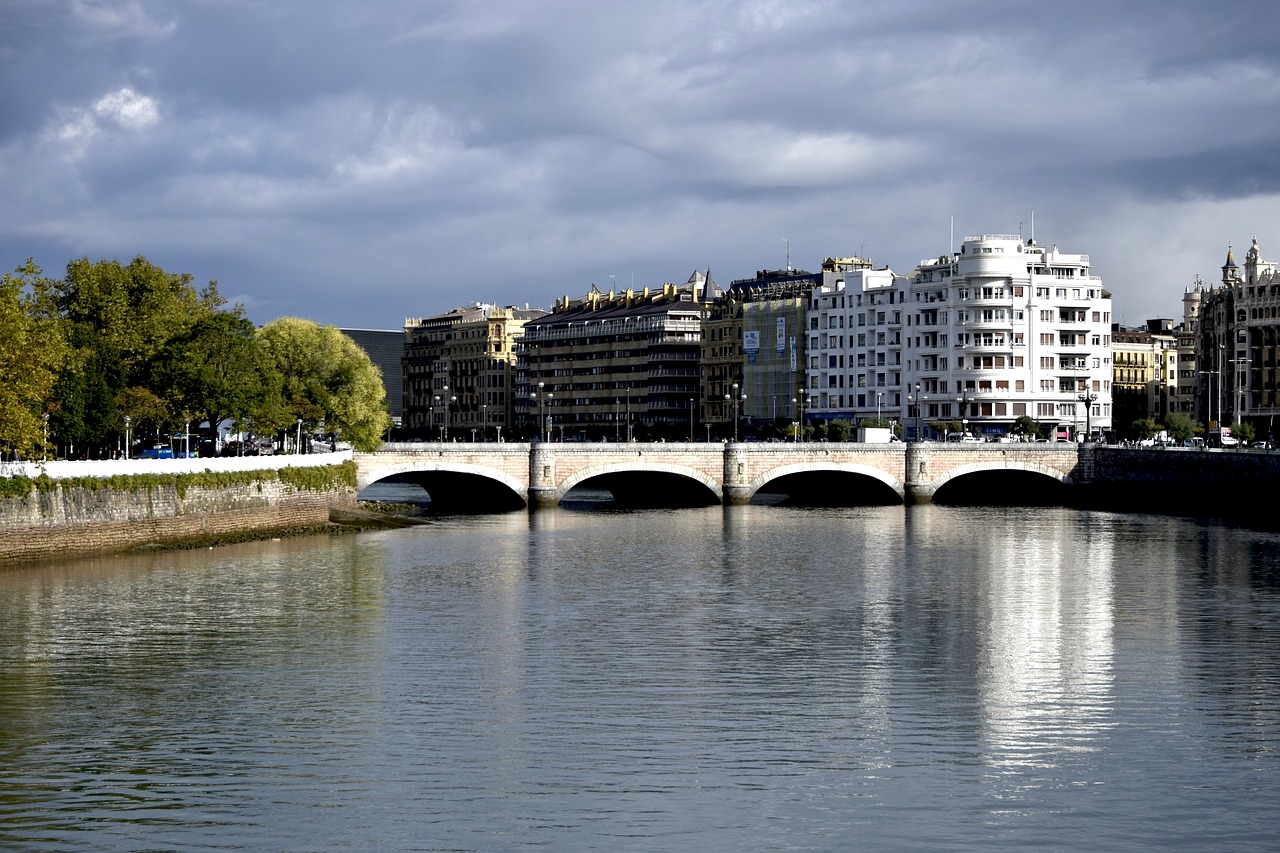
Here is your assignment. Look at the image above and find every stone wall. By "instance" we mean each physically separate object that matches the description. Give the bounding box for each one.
[0,473,356,564]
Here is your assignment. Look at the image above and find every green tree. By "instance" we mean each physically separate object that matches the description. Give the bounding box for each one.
[1129,418,1158,441]
[256,318,391,451]
[0,261,68,458]
[57,257,223,381]
[1230,421,1256,444]
[153,311,269,434]
[1014,414,1040,440]
[1162,412,1197,442]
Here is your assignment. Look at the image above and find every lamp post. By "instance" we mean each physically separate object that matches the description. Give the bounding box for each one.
[912,383,922,441]
[725,382,744,441]
[442,384,451,441]
[124,415,131,459]
[796,387,807,443]
[1198,369,1216,429]
[296,418,303,454]
[689,398,694,442]
[956,388,971,440]
[625,387,632,442]
[42,412,48,461]
[876,391,883,425]
[1077,391,1098,441]
[482,403,487,442]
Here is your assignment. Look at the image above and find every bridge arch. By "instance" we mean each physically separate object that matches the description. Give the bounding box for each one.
[746,461,905,504]
[928,459,1073,505]
[557,461,723,507]
[358,460,528,510]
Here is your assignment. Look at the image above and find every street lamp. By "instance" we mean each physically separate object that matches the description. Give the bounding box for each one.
[876,392,883,425]
[296,418,303,454]
[124,415,131,459]
[689,398,695,442]
[442,384,450,441]
[911,383,922,441]
[538,382,545,442]
[1077,391,1098,441]
[956,388,971,439]
[796,387,807,442]
[724,382,745,442]
[481,403,487,442]
[1198,369,1217,428]
[42,412,48,461]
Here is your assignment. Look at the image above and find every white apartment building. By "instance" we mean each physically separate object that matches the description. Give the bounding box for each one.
[806,265,907,426]
[806,233,1112,440]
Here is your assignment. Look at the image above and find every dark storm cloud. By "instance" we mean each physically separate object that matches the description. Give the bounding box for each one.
[1,0,1278,327]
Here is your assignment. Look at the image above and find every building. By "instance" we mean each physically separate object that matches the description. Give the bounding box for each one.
[703,265,827,437]
[402,303,545,440]
[894,233,1112,440]
[519,276,708,441]
[806,261,906,430]
[1110,321,1177,433]
[340,328,404,424]
[1195,237,1280,438]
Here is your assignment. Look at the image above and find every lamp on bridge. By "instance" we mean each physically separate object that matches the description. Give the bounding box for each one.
[956,388,971,440]
[794,387,807,443]
[124,415,131,459]
[725,382,745,442]
[1077,391,1098,441]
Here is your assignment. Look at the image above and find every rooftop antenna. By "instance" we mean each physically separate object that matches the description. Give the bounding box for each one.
[949,216,954,255]
[1031,210,1035,244]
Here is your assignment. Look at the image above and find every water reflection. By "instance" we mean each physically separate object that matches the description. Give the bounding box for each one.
[1,507,1277,850]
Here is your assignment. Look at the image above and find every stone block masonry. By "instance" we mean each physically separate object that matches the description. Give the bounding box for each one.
[0,467,357,564]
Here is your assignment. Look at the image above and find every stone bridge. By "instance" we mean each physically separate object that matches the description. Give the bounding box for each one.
[357,442,1087,510]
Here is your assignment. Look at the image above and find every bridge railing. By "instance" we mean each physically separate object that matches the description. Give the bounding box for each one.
[2,450,354,481]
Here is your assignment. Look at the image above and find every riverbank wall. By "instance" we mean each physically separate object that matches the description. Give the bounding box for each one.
[0,458,358,564]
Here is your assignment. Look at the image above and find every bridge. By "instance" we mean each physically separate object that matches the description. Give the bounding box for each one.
[356,441,1088,510]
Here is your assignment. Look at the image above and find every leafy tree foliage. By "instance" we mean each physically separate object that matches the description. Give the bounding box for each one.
[152,311,269,433]
[1229,421,1256,444]
[256,317,391,451]
[57,257,224,383]
[1014,414,1040,438]
[1162,412,1197,442]
[1128,418,1158,441]
[0,261,68,458]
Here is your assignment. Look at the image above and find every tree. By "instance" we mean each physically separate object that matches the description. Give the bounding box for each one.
[1230,421,1256,445]
[153,310,269,434]
[256,318,391,451]
[1014,414,1040,440]
[1129,418,1158,442]
[57,256,224,384]
[0,260,68,458]
[1162,412,1197,442]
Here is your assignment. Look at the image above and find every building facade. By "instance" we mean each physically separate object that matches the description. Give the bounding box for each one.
[519,277,707,441]
[1110,321,1177,433]
[892,233,1112,440]
[402,303,544,440]
[806,262,905,430]
[1195,238,1280,438]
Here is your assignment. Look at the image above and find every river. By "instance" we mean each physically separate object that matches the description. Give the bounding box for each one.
[1,501,1277,851]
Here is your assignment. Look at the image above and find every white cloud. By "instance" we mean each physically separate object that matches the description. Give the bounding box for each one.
[93,87,160,130]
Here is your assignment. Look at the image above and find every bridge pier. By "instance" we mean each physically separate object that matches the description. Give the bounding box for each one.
[723,443,752,505]
[904,443,935,505]
[529,442,560,509]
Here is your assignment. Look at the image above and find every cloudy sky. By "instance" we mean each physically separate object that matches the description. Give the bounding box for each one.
[3,0,1278,330]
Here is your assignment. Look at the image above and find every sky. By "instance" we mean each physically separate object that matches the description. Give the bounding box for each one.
[3,0,1279,331]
